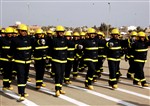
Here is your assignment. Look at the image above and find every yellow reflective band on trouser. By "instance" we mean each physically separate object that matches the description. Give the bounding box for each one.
[135,48,148,52]
[85,80,88,82]
[130,55,134,58]
[36,80,43,83]
[98,55,107,58]
[16,46,32,50]
[35,46,48,50]
[109,78,117,81]
[134,59,147,62]
[134,78,140,81]
[107,58,121,61]
[18,84,26,87]
[9,81,12,83]
[88,77,93,80]
[84,58,98,62]
[127,72,132,75]
[98,47,104,49]
[55,84,60,87]
[0,58,9,61]
[54,46,68,50]
[34,57,46,60]
[14,60,32,64]
[76,53,82,58]
[52,58,67,63]
[47,56,52,59]
[72,72,78,74]
[85,47,98,50]
[2,46,10,49]
[96,70,100,72]
[126,55,130,59]
[109,46,121,50]
[67,58,74,61]
[3,79,9,82]
[12,70,17,73]
[67,48,75,51]
[64,78,70,80]
[141,79,146,82]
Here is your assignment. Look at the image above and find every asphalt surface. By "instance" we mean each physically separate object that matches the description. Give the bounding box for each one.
[0,49,150,106]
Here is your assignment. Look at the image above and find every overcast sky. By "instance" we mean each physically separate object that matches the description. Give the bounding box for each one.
[0,0,149,28]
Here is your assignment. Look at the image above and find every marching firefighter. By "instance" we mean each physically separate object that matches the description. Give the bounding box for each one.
[48,25,68,97]
[8,24,34,101]
[132,31,150,87]
[125,31,138,79]
[94,31,107,81]
[106,28,122,89]
[0,27,14,90]
[80,28,98,90]
[33,28,48,89]
[64,31,75,84]
[72,32,81,79]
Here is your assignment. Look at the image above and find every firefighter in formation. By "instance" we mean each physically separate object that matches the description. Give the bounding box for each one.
[0,24,149,101]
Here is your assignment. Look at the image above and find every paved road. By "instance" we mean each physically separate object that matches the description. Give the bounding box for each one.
[0,49,150,106]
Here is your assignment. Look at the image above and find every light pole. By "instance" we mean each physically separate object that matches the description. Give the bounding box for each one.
[27,2,30,25]
[107,2,111,37]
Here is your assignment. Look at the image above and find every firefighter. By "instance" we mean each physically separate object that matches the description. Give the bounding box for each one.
[33,28,48,89]
[80,28,98,90]
[0,27,14,90]
[132,31,150,87]
[125,31,138,79]
[94,31,107,80]
[106,28,122,89]
[78,32,86,73]
[72,32,81,79]
[48,25,67,97]
[8,24,34,101]
[64,31,75,84]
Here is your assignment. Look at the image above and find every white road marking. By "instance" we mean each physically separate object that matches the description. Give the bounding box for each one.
[27,82,89,106]
[67,84,137,106]
[0,87,39,106]
[94,82,150,100]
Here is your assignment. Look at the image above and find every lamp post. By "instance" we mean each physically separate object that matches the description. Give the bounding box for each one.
[107,2,111,37]
[27,2,30,25]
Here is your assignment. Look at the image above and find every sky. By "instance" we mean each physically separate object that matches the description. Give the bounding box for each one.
[0,0,149,28]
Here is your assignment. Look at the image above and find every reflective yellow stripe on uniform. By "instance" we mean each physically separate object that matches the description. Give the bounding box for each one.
[3,79,9,81]
[64,78,70,80]
[67,48,75,51]
[109,78,117,81]
[98,55,107,58]
[109,46,121,50]
[16,46,32,50]
[36,80,43,83]
[134,78,140,81]
[18,84,26,87]
[107,58,121,61]
[34,57,46,60]
[98,47,104,49]
[14,60,32,64]
[141,78,146,82]
[134,59,147,62]
[0,58,9,61]
[51,58,67,63]
[2,46,10,49]
[135,49,148,52]
[35,46,48,50]
[47,56,52,59]
[84,58,98,62]
[54,46,68,50]
[55,84,60,87]
[67,58,74,61]
[85,47,98,50]
[88,77,93,80]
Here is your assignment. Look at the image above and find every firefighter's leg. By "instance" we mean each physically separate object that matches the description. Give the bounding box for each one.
[59,63,66,94]
[64,60,73,84]
[133,62,141,86]
[86,61,96,90]
[50,62,55,78]
[116,61,122,80]
[108,60,118,89]
[127,58,134,79]
[35,60,46,89]
[3,61,13,90]
[72,59,79,79]
[16,63,28,100]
